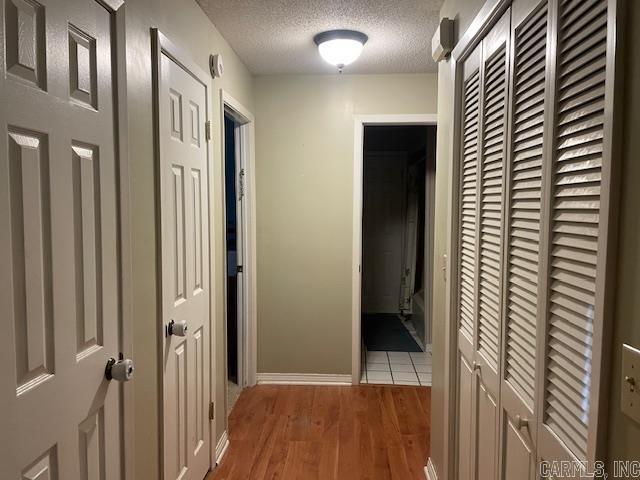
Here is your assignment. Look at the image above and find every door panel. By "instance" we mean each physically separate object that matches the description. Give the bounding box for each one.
[502,414,535,480]
[457,43,481,363]
[457,354,474,480]
[538,0,614,468]
[160,52,211,480]
[362,152,406,313]
[476,8,510,397]
[456,40,481,480]
[0,0,122,478]
[476,380,498,480]
[499,1,550,477]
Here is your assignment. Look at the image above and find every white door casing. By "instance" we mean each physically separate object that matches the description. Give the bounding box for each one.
[0,0,125,478]
[157,41,211,480]
[362,152,407,314]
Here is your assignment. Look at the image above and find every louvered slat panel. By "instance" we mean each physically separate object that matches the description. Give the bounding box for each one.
[478,46,507,369]
[543,0,607,461]
[459,70,481,342]
[505,3,547,410]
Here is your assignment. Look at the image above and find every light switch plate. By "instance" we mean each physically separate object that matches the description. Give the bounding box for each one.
[621,343,640,423]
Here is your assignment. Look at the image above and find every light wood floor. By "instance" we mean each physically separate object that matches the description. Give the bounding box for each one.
[207,384,430,480]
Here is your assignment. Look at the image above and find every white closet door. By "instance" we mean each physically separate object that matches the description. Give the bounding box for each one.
[476,9,511,398]
[499,1,550,479]
[537,0,618,471]
[475,11,511,480]
[456,41,482,480]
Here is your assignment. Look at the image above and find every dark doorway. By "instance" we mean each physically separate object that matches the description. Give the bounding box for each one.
[224,113,240,410]
[360,124,437,386]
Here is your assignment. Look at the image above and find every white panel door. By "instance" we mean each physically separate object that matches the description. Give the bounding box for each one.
[0,0,124,478]
[362,152,407,313]
[160,52,211,480]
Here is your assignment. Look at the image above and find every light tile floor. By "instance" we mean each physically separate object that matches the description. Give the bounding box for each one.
[360,316,432,386]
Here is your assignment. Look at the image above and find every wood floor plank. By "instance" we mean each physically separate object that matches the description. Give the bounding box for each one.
[207,385,430,480]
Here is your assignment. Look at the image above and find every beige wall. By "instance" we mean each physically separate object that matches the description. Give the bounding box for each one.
[430,1,485,477]
[431,0,640,477]
[606,0,640,467]
[254,74,437,375]
[123,0,254,477]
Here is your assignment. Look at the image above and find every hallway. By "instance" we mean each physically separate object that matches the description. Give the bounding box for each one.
[209,385,430,479]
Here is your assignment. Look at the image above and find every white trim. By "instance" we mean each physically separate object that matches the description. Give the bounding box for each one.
[256,373,352,385]
[220,90,257,407]
[425,458,438,480]
[215,430,230,465]
[352,113,438,385]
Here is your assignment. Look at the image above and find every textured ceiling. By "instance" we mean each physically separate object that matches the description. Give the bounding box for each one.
[196,0,444,75]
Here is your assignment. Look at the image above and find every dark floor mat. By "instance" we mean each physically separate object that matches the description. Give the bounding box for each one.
[362,313,423,352]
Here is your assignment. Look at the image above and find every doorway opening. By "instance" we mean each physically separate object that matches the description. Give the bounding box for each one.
[354,119,437,386]
[221,92,257,422]
[224,112,242,412]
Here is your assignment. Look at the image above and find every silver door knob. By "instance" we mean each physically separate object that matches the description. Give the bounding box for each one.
[167,320,188,337]
[515,415,529,429]
[472,361,481,371]
[105,355,134,382]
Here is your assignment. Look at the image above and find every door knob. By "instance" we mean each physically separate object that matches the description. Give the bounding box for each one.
[515,415,529,429]
[472,361,481,371]
[167,320,188,337]
[105,354,134,382]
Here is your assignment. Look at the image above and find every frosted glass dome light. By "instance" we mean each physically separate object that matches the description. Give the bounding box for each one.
[314,30,368,72]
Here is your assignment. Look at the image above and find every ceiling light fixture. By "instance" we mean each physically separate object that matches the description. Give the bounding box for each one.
[313,30,368,73]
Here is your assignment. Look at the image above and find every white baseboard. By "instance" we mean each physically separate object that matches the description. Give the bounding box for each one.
[215,430,229,465]
[256,373,352,385]
[425,458,438,480]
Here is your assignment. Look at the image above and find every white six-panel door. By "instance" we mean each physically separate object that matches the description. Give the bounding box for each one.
[0,0,124,478]
[159,49,211,480]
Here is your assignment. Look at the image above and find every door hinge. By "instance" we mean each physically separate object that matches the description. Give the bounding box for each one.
[205,121,212,141]
[238,168,246,200]
[209,402,214,421]
[237,265,243,273]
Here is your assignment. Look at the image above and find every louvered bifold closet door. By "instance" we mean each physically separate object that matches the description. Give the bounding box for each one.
[456,43,482,480]
[475,9,510,400]
[537,0,620,472]
[499,1,550,479]
[458,53,481,362]
[471,12,511,480]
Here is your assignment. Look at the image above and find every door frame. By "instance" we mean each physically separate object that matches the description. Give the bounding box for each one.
[151,28,215,474]
[110,2,135,479]
[351,114,438,384]
[220,90,257,399]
